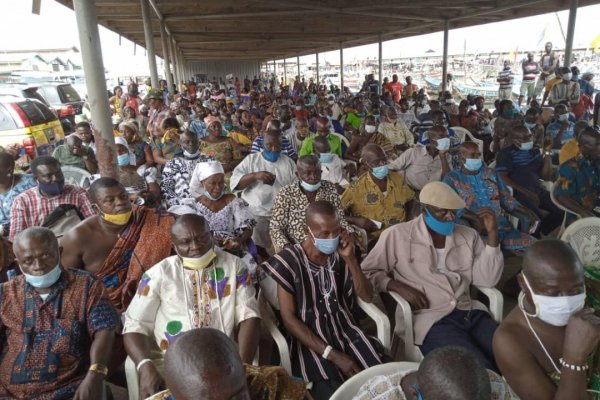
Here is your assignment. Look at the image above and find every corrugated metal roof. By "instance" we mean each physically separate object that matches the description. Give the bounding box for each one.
[55,0,600,61]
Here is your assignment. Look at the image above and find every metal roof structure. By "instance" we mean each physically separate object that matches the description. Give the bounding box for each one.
[56,0,600,62]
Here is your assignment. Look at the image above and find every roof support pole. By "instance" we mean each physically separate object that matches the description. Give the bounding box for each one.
[378,33,383,95]
[315,51,320,86]
[283,58,287,86]
[442,19,449,93]
[340,42,344,92]
[159,20,174,99]
[72,0,117,178]
[564,0,578,66]
[273,59,277,79]
[297,55,300,81]
[167,36,178,93]
[140,0,159,88]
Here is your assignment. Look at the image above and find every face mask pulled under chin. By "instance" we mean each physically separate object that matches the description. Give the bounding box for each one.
[178,248,217,270]
[23,264,62,289]
[520,274,585,326]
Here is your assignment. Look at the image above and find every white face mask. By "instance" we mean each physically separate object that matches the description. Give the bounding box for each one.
[435,137,451,151]
[521,274,585,327]
[365,125,377,133]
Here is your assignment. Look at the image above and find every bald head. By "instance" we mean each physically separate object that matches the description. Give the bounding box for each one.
[523,239,583,283]
[313,136,331,154]
[418,346,491,400]
[297,154,320,169]
[66,135,82,146]
[164,328,248,400]
[171,214,210,239]
[361,144,386,164]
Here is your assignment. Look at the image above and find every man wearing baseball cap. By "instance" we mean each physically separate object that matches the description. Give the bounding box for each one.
[362,181,503,371]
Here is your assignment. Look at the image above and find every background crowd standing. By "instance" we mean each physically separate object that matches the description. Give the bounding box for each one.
[0,40,599,400]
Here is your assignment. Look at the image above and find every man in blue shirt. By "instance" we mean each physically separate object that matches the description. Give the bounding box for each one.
[495,126,562,235]
[546,104,575,149]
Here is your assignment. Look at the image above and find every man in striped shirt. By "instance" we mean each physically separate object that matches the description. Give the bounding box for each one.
[250,121,298,161]
[519,52,540,107]
[9,156,95,241]
[497,61,514,101]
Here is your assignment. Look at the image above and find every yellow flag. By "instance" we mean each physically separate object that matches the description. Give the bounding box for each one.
[591,33,600,53]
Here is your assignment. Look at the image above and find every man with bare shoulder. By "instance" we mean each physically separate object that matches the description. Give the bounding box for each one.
[60,177,174,313]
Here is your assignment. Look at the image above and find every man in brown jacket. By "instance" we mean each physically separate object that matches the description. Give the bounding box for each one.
[361,181,503,371]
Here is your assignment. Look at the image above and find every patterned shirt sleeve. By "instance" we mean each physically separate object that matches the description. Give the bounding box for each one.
[122,268,163,336]
[9,194,26,242]
[233,259,260,325]
[261,251,296,295]
[250,136,262,154]
[86,276,119,335]
[231,199,256,235]
[282,137,297,161]
[269,187,290,251]
[495,171,519,211]
[160,160,180,207]
[77,190,96,218]
[556,161,578,197]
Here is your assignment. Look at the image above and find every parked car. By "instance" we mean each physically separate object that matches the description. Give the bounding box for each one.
[0,82,83,135]
[34,83,85,134]
[0,96,65,158]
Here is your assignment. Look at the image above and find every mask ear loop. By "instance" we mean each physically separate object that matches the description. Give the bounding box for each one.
[518,274,539,318]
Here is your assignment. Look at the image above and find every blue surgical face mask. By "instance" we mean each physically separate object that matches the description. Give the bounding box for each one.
[524,122,537,130]
[117,153,130,166]
[300,180,321,192]
[319,153,334,163]
[520,141,534,151]
[371,164,389,180]
[262,149,280,162]
[39,181,65,197]
[464,158,482,172]
[23,264,62,289]
[309,227,340,255]
[558,113,569,122]
[183,149,200,159]
[435,137,450,151]
[224,123,233,131]
[506,108,519,118]
[424,208,456,236]
[412,384,424,400]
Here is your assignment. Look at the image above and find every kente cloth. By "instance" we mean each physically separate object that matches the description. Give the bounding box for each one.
[96,205,174,313]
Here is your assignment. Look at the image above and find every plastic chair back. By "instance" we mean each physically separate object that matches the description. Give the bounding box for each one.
[451,126,483,155]
[561,217,600,267]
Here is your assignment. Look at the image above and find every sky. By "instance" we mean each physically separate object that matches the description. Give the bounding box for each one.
[2,0,600,76]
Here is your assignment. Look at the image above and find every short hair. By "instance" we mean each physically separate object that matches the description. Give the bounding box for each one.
[171,213,210,237]
[76,121,91,130]
[313,136,330,150]
[0,152,15,169]
[13,227,58,254]
[161,117,180,131]
[525,108,539,117]
[523,239,582,281]
[89,177,123,202]
[164,328,245,398]
[499,99,513,113]
[297,154,319,169]
[306,200,337,223]
[418,346,491,400]
[30,155,60,175]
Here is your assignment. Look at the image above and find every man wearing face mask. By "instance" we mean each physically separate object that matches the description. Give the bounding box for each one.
[250,120,298,161]
[492,100,523,153]
[344,98,367,136]
[362,181,503,371]
[444,142,538,251]
[389,126,452,191]
[231,130,296,254]
[269,155,351,253]
[342,144,415,244]
[496,127,563,236]
[123,214,261,400]
[546,104,577,150]
[523,108,546,148]
[299,116,343,157]
[9,156,95,242]
[0,227,118,399]
[378,107,414,154]
[160,130,214,207]
[556,128,600,218]
[494,239,600,399]
[264,201,382,399]
[60,178,175,313]
[346,116,393,163]
[550,67,581,106]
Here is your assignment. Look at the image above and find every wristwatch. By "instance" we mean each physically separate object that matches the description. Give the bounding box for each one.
[89,363,108,377]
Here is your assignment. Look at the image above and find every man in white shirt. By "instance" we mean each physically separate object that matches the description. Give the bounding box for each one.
[230,130,297,252]
[378,107,414,154]
[397,97,419,128]
[313,136,351,191]
[123,214,260,400]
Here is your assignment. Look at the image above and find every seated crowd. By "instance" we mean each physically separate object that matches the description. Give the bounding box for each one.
[0,71,598,400]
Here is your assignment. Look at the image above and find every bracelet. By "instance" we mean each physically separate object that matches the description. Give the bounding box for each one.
[89,363,108,376]
[560,358,589,372]
[322,345,333,360]
[136,358,153,372]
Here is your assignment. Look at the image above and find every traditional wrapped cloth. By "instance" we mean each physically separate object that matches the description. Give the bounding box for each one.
[95,205,175,313]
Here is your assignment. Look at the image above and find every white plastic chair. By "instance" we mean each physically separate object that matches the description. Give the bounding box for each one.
[329,361,419,400]
[561,217,600,267]
[61,165,92,189]
[389,286,504,362]
[331,131,350,149]
[257,284,392,375]
[550,180,581,237]
[451,126,484,155]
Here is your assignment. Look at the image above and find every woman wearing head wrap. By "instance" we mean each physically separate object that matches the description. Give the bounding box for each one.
[119,120,154,168]
[199,116,243,186]
[176,161,258,277]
